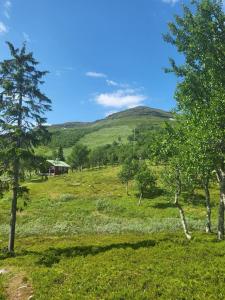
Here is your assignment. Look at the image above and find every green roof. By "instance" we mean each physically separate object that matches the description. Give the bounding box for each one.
[47,160,71,168]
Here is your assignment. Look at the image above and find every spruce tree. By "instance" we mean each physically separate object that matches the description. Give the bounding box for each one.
[57,145,65,161]
[0,42,51,252]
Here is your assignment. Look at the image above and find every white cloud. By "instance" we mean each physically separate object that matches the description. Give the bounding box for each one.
[162,0,179,5]
[86,71,107,78]
[106,80,118,87]
[106,79,130,88]
[95,89,147,109]
[4,0,11,19]
[23,32,31,42]
[0,21,8,34]
[105,110,118,117]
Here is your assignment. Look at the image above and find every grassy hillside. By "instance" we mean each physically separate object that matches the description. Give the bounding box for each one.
[50,106,173,130]
[79,125,132,148]
[0,166,224,299]
[43,106,173,155]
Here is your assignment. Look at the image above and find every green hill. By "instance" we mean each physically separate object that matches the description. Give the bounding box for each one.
[106,106,172,120]
[38,106,173,156]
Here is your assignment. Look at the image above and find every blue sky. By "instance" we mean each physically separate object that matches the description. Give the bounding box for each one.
[0,0,190,124]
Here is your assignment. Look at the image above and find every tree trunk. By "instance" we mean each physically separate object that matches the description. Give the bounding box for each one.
[8,160,19,253]
[126,182,129,196]
[203,179,211,233]
[138,191,142,206]
[8,93,22,253]
[217,169,225,240]
[174,191,191,240]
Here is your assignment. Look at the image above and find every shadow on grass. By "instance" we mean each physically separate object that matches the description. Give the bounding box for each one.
[135,188,166,200]
[152,202,175,209]
[36,239,156,267]
[29,178,47,183]
[183,193,215,207]
[0,239,156,267]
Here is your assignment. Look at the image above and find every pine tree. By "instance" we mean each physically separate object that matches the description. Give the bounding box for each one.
[0,42,51,253]
[57,145,65,161]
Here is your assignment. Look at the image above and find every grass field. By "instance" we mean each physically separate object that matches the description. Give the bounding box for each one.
[0,166,224,299]
[79,125,133,149]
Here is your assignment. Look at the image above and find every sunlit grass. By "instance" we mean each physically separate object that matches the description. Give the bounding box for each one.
[0,165,222,299]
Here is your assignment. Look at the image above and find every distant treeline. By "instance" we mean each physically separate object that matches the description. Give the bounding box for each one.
[49,128,94,148]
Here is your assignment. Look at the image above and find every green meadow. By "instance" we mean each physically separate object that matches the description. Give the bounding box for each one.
[0,166,224,299]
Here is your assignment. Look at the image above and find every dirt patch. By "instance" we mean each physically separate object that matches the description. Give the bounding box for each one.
[6,271,33,300]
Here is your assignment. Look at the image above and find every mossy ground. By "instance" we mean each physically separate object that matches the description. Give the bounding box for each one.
[0,166,223,299]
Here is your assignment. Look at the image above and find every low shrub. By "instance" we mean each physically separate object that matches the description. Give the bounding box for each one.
[59,194,75,202]
[96,199,125,214]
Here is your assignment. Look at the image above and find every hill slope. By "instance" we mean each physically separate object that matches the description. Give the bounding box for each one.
[50,106,172,130]
[38,106,173,156]
[106,106,172,120]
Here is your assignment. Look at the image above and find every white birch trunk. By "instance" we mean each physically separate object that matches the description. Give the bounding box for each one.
[138,191,143,206]
[174,191,191,240]
[216,169,225,240]
[203,179,211,233]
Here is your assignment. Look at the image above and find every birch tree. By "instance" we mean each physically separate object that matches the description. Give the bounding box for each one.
[118,159,139,195]
[134,162,156,206]
[164,0,225,239]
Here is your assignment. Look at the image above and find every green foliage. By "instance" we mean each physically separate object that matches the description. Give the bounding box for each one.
[164,0,225,169]
[0,42,51,166]
[135,162,157,197]
[57,145,65,161]
[118,159,139,195]
[68,143,89,170]
[118,160,138,184]
[89,145,110,167]
[164,0,225,238]
[0,41,51,251]
[49,128,92,148]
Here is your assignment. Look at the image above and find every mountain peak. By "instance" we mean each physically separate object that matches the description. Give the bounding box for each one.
[106,106,172,120]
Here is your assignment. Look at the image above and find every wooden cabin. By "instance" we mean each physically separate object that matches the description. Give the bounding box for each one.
[47,160,70,176]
